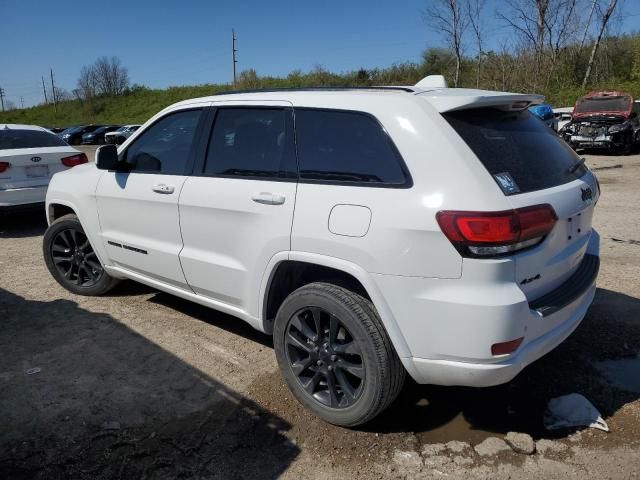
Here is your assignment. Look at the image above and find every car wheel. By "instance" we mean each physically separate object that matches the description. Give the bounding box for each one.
[43,214,119,296]
[273,282,405,427]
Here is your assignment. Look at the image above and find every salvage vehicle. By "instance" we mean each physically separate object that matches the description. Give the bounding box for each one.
[81,125,122,145]
[560,91,639,154]
[553,106,573,131]
[42,78,600,426]
[0,124,87,211]
[58,125,104,145]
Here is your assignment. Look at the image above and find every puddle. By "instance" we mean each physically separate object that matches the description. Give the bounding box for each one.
[596,356,640,393]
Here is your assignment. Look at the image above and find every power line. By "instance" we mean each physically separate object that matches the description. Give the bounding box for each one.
[232,28,238,87]
[50,68,58,112]
[42,76,48,104]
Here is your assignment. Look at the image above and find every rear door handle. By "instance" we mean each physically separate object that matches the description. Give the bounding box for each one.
[252,192,285,205]
[152,184,175,194]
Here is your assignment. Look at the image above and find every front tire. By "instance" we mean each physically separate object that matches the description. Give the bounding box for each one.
[43,214,119,296]
[273,282,405,427]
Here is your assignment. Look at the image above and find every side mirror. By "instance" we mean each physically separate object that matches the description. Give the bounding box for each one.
[96,144,119,170]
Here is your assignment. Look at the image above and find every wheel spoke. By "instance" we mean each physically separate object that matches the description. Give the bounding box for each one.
[85,259,102,271]
[291,356,313,376]
[285,331,312,353]
[81,264,97,281]
[335,368,355,401]
[325,371,340,408]
[75,266,84,285]
[53,255,72,264]
[63,263,75,279]
[333,341,359,355]
[303,370,322,395]
[68,229,78,247]
[335,358,364,378]
[310,308,322,337]
[52,244,70,254]
[329,315,339,343]
[291,314,316,341]
[57,232,71,248]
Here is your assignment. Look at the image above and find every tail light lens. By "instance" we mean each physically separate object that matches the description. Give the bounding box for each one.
[0,162,10,173]
[61,153,88,167]
[436,204,557,257]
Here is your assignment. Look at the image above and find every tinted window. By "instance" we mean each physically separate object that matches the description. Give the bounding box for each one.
[204,108,295,179]
[123,109,202,174]
[443,108,587,195]
[295,109,408,185]
[0,129,68,150]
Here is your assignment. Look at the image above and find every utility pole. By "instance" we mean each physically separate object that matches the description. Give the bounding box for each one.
[20,96,24,109]
[231,28,238,87]
[50,68,58,112]
[0,87,5,112]
[42,76,49,104]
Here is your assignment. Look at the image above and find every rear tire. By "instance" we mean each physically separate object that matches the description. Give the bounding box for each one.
[273,282,405,427]
[43,214,119,296]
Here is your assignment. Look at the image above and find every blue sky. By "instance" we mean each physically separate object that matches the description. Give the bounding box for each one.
[1,0,639,108]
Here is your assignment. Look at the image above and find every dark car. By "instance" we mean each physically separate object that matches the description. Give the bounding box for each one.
[81,125,122,145]
[560,91,639,154]
[58,125,103,145]
[46,127,67,134]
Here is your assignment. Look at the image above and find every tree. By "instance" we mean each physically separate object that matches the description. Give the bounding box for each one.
[76,56,129,98]
[424,0,468,87]
[466,0,486,87]
[582,0,619,87]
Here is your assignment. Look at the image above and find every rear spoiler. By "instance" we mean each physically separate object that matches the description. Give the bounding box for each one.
[416,89,544,113]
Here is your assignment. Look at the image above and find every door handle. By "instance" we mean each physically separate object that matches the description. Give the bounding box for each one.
[152,184,175,194]
[252,192,286,205]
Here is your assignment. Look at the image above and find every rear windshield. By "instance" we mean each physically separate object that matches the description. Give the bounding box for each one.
[0,129,68,150]
[574,95,631,114]
[443,108,587,195]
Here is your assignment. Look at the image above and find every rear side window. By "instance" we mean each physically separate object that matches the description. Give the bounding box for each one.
[0,129,68,150]
[443,108,587,195]
[204,108,296,179]
[294,109,409,186]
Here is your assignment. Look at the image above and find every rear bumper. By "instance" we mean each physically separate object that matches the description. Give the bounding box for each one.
[404,282,595,387]
[0,185,48,207]
[375,234,600,388]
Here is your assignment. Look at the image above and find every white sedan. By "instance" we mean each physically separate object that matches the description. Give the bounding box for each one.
[0,124,88,210]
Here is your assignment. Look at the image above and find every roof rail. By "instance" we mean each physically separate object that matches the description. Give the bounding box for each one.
[211,86,416,96]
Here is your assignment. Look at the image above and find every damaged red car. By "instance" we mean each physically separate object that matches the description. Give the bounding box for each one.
[560,91,639,154]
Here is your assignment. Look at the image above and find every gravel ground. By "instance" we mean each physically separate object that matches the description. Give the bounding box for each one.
[1,147,639,479]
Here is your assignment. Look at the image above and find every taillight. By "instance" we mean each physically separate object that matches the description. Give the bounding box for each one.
[61,153,88,167]
[0,162,10,173]
[436,204,557,257]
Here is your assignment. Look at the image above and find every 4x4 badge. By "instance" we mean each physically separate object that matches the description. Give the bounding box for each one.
[581,187,593,202]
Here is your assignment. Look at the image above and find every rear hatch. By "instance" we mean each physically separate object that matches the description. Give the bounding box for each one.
[442,106,598,303]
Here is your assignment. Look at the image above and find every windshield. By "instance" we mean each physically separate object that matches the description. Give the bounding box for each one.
[61,126,81,135]
[0,129,68,150]
[574,95,632,115]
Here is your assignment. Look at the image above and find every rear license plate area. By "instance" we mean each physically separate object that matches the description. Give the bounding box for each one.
[25,165,49,178]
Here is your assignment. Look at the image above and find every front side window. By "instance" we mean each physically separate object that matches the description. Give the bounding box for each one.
[294,109,409,186]
[123,109,202,174]
[203,108,295,179]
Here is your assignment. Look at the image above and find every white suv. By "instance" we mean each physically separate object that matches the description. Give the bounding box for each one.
[43,78,600,426]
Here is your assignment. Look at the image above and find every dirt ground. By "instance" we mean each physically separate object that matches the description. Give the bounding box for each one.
[1,146,640,479]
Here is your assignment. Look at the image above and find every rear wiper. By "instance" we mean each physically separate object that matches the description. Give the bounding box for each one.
[567,157,586,175]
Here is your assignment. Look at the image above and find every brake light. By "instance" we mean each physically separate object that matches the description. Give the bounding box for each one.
[0,162,10,173]
[436,204,557,257]
[61,153,88,167]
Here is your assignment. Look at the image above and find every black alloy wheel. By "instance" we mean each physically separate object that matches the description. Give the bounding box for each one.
[285,306,365,409]
[50,227,104,287]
